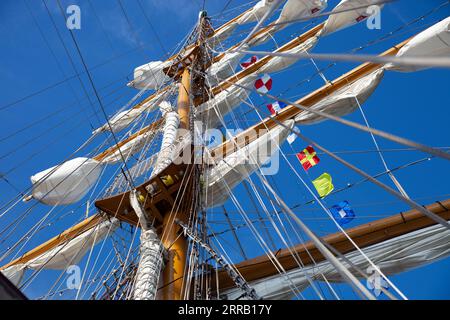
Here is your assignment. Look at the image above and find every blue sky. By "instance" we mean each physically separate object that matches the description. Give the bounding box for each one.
[0,0,449,300]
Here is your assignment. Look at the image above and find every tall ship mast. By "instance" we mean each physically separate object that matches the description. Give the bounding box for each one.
[1,0,450,300]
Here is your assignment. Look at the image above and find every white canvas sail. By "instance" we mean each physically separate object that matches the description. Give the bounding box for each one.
[237,0,282,25]
[101,131,155,164]
[295,68,384,125]
[128,60,171,90]
[30,157,103,206]
[207,49,248,86]
[275,0,328,29]
[1,218,119,286]
[203,120,295,208]
[207,22,239,47]
[93,88,174,134]
[319,0,384,37]
[259,36,319,73]
[223,222,450,299]
[387,17,450,72]
[198,74,258,129]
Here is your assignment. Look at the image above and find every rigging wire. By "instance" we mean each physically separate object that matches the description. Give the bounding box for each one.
[41,0,103,127]
[55,0,136,188]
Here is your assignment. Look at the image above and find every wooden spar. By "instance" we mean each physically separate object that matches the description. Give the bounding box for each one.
[209,37,411,162]
[0,214,103,271]
[212,199,450,291]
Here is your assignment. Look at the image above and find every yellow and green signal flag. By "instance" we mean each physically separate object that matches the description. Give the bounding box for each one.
[312,173,334,198]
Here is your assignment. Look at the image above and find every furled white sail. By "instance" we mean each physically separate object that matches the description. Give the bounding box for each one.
[131,108,182,300]
[207,49,248,86]
[387,17,450,72]
[132,227,164,300]
[93,88,174,134]
[101,131,155,164]
[203,120,295,208]
[295,68,384,125]
[237,0,282,25]
[1,264,25,287]
[30,157,103,206]
[208,22,239,47]
[94,108,148,135]
[223,222,450,299]
[128,60,171,90]
[198,74,258,129]
[151,111,180,176]
[1,218,119,286]
[259,37,319,73]
[319,0,384,37]
[130,190,165,300]
[275,0,328,29]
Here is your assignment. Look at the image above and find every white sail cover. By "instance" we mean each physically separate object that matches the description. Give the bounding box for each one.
[94,108,148,135]
[275,0,328,29]
[237,0,281,25]
[223,222,450,300]
[387,17,450,72]
[129,60,171,90]
[203,120,294,208]
[132,227,164,300]
[320,0,384,37]
[102,131,156,164]
[259,37,319,74]
[151,111,180,176]
[93,88,174,134]
[246,0,326,47]
[208,22,239,47]
[1,218,119,286]
[198,74,258,129]
[207,49,248,86]
[295,68,384,125]
[31,157,103,205]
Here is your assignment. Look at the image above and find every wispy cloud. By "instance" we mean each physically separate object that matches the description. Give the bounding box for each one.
[143,0,200,22]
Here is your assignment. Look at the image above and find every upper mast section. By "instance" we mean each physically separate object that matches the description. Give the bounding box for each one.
[192,11,213,103]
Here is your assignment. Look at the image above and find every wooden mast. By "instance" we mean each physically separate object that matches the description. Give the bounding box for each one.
[159,67,191,300]
[159,11,211,300]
